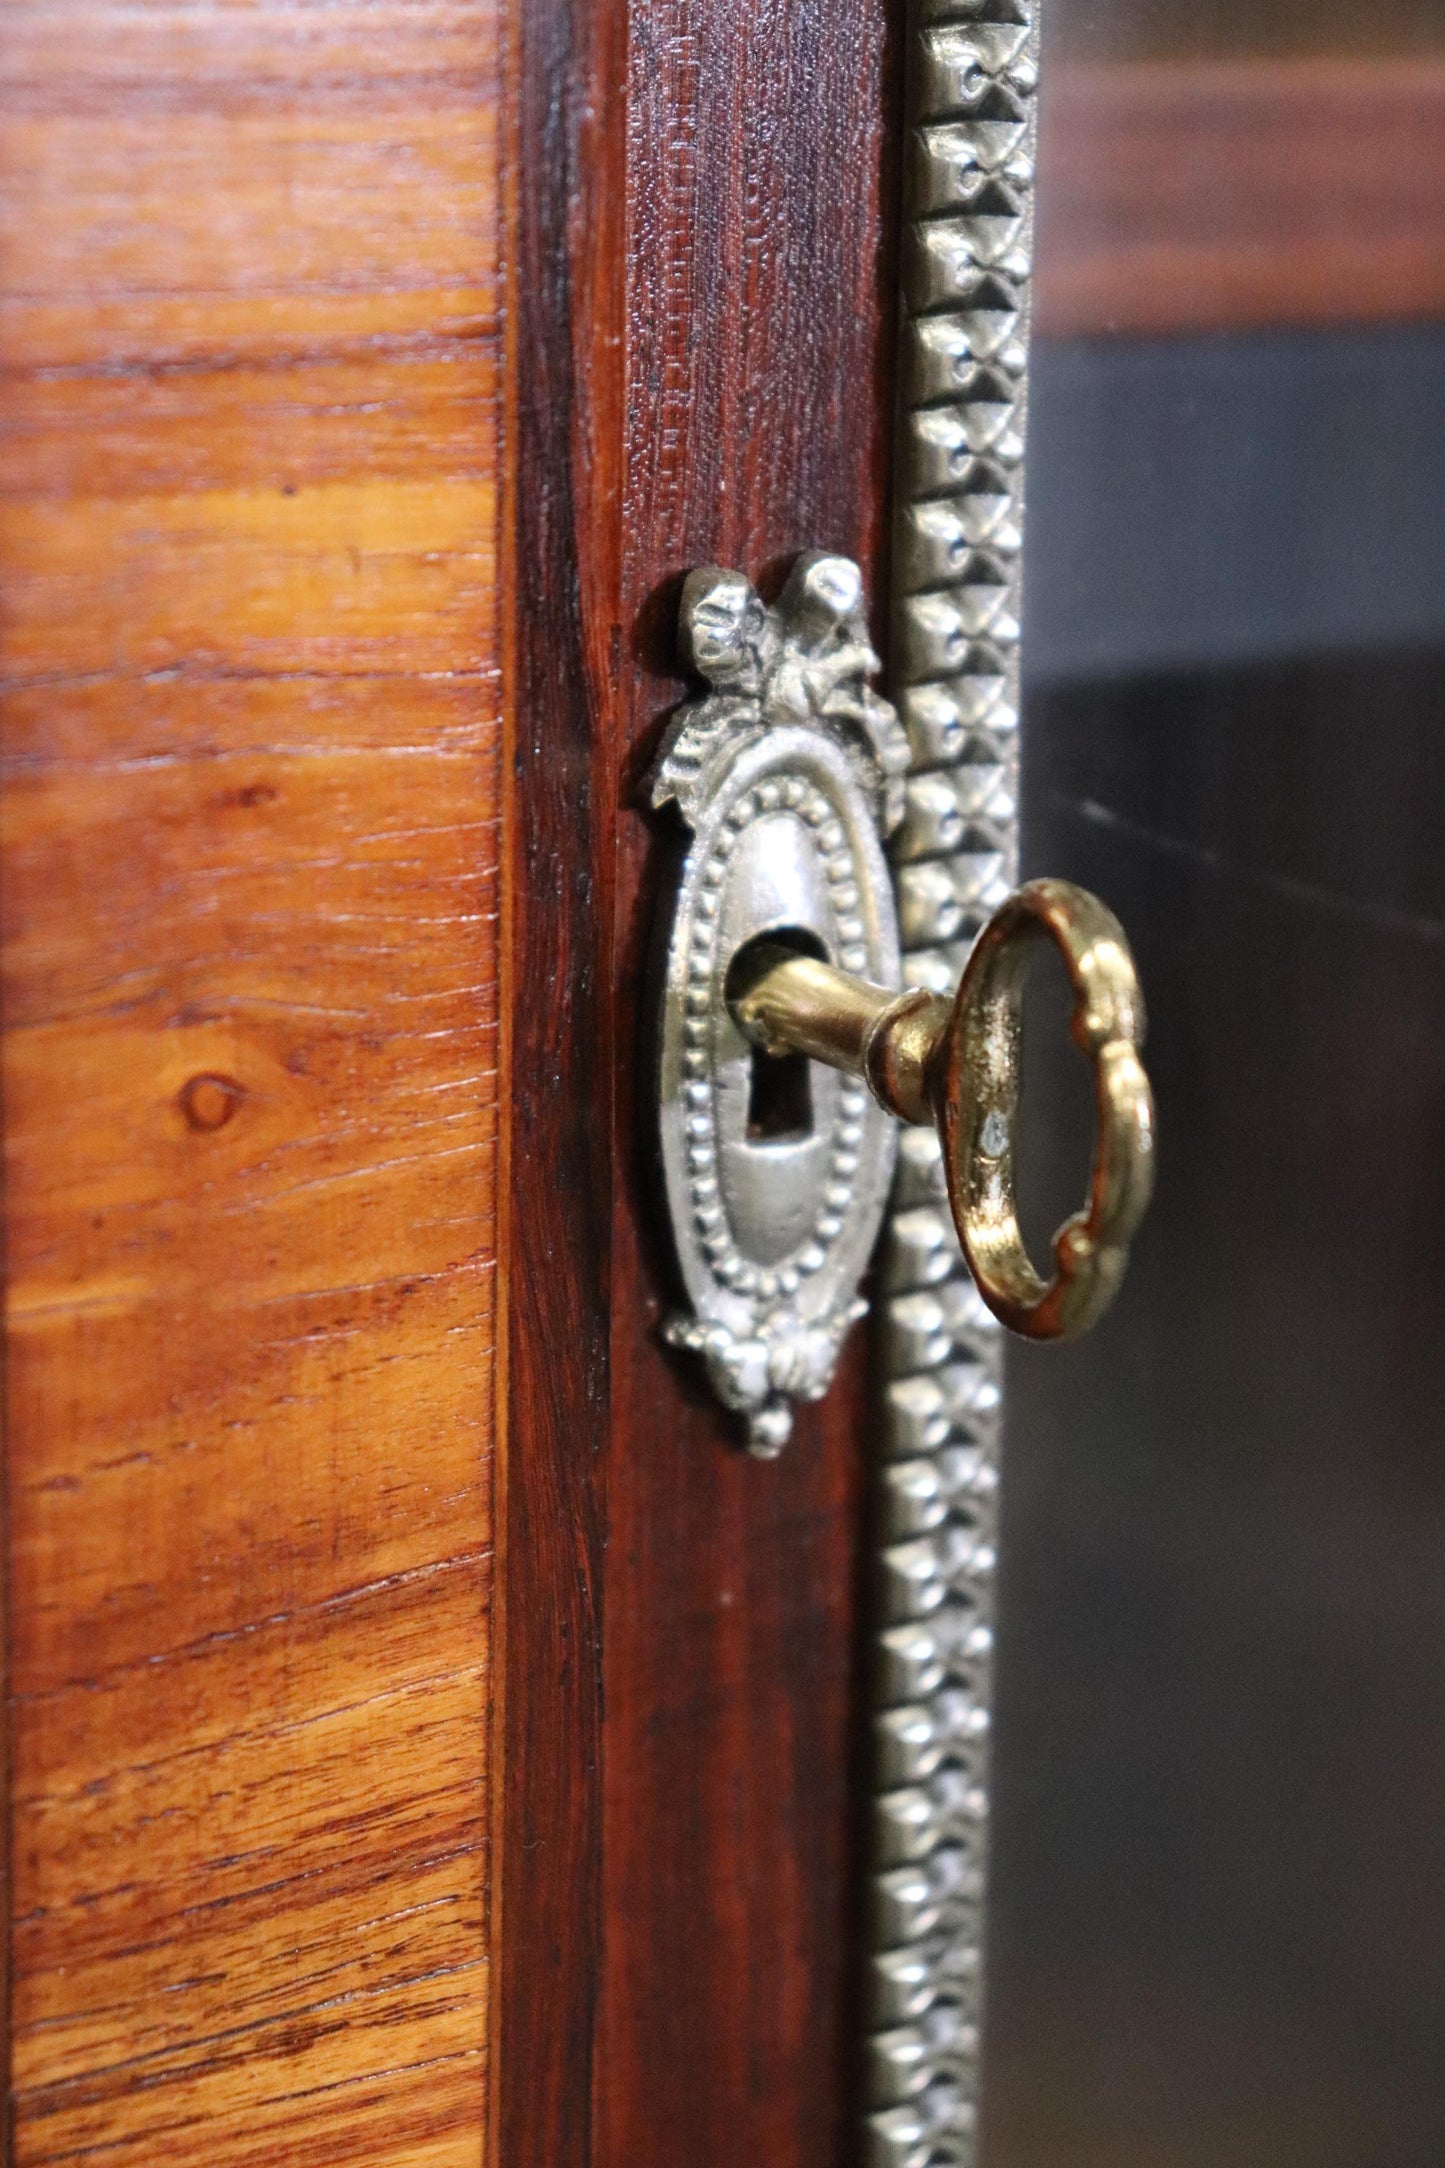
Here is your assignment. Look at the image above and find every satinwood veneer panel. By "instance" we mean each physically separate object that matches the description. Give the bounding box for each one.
[0,3,501,2160]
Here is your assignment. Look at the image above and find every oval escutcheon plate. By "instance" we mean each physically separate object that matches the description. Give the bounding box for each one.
[651,554,909,1455]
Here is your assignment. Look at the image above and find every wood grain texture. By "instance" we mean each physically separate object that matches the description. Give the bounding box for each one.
[499,3,897,2163]
[0,3,501,2161]
[1036,58,1445,339]
[494,2,623,2163]
[604,10,895,2163]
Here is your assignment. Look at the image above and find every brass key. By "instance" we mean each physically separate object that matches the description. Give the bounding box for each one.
[729,877,1155,1339]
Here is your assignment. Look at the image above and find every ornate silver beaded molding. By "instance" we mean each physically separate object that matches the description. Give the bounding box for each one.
[867,5,1037,2163]
[652,553,911,1455]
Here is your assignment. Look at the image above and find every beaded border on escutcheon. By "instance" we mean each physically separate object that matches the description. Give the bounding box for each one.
[867,4,1038,2164]
[679,775,874,1301]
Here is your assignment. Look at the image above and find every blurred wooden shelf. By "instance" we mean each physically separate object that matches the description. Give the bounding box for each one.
[1035,58,1445,339]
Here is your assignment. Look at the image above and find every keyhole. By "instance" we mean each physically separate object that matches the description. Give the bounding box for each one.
[747,1044,813,1143]
[726,926,829,1146]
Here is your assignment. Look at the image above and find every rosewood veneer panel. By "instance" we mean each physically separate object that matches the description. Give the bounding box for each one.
[500,4,897,2164]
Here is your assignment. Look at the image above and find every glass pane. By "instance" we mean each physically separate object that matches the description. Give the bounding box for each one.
[987,5,1445,2162]
[1052,0,1445,59]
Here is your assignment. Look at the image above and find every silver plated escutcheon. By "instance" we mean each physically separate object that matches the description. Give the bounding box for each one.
[651,553,909,1455]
